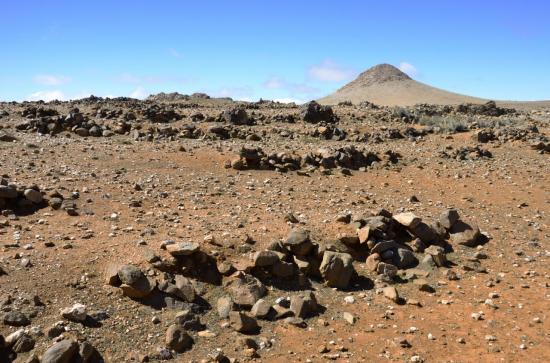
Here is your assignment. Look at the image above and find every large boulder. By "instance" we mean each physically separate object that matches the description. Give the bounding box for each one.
[41,339,79,363]
[166,241,199,256]
[290,291,319,318]
[393,212,421,229]
[319,251,354,289]
[117,265,155,298]
[301,101,338,123]
[3,311,30,327]
[228,273,267,308]
[450,221,481,247]
[283,228,314,256]
[394,248,417,269]
[439,209,460,230]
[165,324,193,353]
[229,311,259,333]
[222,108,251,125]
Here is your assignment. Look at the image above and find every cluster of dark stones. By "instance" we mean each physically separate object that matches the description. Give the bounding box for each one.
[141,104,182,123]
[229,146,400,173]
[301,101,339,123]
[16,108,113,137]
[0,178,78,217]
[408,101,516,118]
[439,145,493,160]
[474,124,547,143]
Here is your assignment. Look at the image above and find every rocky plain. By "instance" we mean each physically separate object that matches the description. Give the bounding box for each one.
[0,91,549,363]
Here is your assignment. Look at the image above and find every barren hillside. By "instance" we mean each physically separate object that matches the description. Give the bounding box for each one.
[318,64,550,110]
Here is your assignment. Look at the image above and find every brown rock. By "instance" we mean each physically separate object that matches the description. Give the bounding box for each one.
[382,286,399,302]
[227,273,267,308]
[450,221,481,247]
[229,311,259,333]
[357,225,370,244]
[366,253,381,271]
[319,251,354,289]
[393,212,421,229]
[165,324,193,353]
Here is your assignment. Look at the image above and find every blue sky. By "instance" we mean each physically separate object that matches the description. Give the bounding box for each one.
[1,0,549,102]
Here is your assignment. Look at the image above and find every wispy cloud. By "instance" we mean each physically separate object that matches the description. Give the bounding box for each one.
[129,86,148,99]
[114,73,190,85]
[307,60,356,82]
[26,90,65,101]
[168,48,183,58]
[398,62,419,77]
[33,74,71,86]
[208,86,254,100]
[262,77,319,95]
[263,77,285,89]
[115,73,141,84]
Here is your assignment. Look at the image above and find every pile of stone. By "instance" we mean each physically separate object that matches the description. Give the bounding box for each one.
[229,146,399,173]
[301,101,338,123]
[41,338,97,363]
[95,107,129,120]
[0,178,79,216]
[142,104,181,123]
[348,127,429,143]
[132,125,183,142]
[16,108,113,137]
[0,179,46,216]
[229,207,481,292]
[408,101,516,118]
[229,147,301,172]
[220,108,254,126]
[455,101,515,117]
[240,208,482,293]
[301,146,392,170]
[271,113,296,123]
[0,330,97,362]
[21,106,59,118]
[475,125,548,144]
[100,207,483,360]
[250,228,355,290]
[221,274,322,330]
[309,124,347,141]
[530,140,550,153]
[108,241,221,301]
[206,124,261,141]
[439,145,492,160]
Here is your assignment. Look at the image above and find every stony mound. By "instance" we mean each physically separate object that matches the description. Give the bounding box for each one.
[318,63,487,106]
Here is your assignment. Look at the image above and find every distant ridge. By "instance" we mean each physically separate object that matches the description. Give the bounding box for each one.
[318,63,487,106]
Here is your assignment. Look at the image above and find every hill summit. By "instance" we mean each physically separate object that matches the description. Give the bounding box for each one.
[347,63,411,87]
[318,63,486,106]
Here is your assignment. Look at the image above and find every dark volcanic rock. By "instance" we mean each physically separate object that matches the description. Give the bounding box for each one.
[301,101,338,123]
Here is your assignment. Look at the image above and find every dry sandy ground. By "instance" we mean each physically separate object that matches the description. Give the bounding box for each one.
[0,99,549,363]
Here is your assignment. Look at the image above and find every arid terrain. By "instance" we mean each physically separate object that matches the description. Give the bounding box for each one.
[0,70,549,363]
[318,64,550,110]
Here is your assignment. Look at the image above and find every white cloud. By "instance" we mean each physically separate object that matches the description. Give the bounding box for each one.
[262,77,319,96]
[26,90,65,102]
[115,73,141,84]
[114,73,190,85]
[307,60,356,82]
[34,74,70,86]
[168,48,183,58]
[273,97,304,104]
[209,86,254,100]
[398,62,419,77]
[129,86,148,99]
[263,77,284,89]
